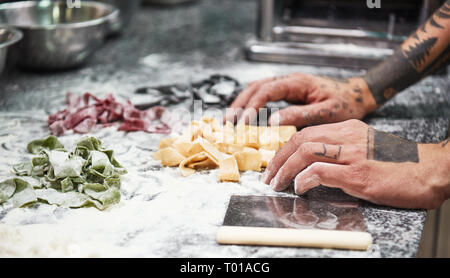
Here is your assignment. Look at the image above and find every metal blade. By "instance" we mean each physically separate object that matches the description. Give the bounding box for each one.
[222,195,366,232]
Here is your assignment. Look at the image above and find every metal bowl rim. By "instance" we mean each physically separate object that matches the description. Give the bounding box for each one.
[0,25,23,49]
[0,0,120,30]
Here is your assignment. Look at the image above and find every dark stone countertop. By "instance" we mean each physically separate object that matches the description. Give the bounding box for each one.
[0,0,449,258]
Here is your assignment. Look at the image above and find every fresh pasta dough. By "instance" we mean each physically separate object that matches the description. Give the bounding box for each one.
[154,116,296,182]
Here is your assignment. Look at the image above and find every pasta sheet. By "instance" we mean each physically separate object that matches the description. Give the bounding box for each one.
[154,117,296,182]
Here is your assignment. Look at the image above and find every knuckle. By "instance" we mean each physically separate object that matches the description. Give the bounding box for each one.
[346,119,362,126]
[308,162,324,176]
[287,72,303,79]
[291,131,304,143]
[349,163,371,192]
[295,73,312,80]
[300,141,316,153]
[259,82,274,92]
[297,143,314,162]
[299,126,313,138]
[353,145,366,157]
[249,80,264,87]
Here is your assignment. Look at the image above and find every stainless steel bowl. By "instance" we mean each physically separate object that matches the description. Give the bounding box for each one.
[0,25,22,75]
[34,0,141,33]
[0,1,119,70]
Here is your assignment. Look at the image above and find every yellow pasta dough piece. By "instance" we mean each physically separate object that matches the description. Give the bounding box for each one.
[215,142,228,154]
[180,166,196,177]
[179,152,208,177]
[190,158,217,169]
[218,156,240,182]
[155,116,297,182]
[187,140,204,157]
[182,122,202,141]
[173,141,192,157]
[278,126,297,143]
[198,138,224,163]
[245,125,260,148]
[179,151,218,176]
[156,147,186,167]
[259,148,276,167]
[196,121,212,141]
[159,137,174,149]
[219,122,235,145]
[153,150,162,160]
[226,144,246,155]
[233,149,262,172]
[234,123,246,146]
[223,121,234,136]
[258,128,280,151]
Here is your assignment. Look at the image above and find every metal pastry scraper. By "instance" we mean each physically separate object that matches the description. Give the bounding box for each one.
[216,195,372,250]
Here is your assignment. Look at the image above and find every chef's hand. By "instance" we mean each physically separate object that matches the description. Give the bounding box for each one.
[225,74,377,126]
[260,119,450,209]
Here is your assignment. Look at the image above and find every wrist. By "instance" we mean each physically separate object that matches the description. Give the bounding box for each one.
[347,77,378,116]
[419,143,450,201]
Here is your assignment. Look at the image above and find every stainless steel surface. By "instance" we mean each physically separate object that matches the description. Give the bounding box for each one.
[246,40,394,69]
[0,25,22,75]
[0,1,119,70]
[222,195,366,232]
[246,0,438,68]
[257,0,274,41]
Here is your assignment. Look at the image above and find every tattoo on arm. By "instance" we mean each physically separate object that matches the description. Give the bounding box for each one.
[443,139,450,147]
[367,128,419,162]
[443,122,450,147]
[314,144,342,160]
[363,0,450,105]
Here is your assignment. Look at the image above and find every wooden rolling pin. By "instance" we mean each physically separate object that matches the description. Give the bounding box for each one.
[216,226,373,251]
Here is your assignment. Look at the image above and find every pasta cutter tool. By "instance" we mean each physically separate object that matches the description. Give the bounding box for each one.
[217,194,372,250]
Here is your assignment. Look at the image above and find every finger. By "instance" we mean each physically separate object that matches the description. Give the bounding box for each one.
[225,77,276,123]
[260,134,301,184]
[237,79,296,124]
[225,86,257,123]
[261,123,351,185]
[293,162,352,195]
[225,84,259,124]
[224,107,244,124]
[268,100,337,127]
[238,73,321,124]
[270,142,346,191]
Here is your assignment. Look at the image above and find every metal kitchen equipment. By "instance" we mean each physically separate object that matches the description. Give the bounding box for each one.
[0,0,140,32]
[246,0,444,69]
[0,1,119,70]
[217,195,372,250]
[0,25,22,76]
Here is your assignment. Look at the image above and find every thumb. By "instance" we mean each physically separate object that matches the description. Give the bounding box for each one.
[268,101,335,127]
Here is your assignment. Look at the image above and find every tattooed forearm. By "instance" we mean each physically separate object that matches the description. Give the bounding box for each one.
[363,0,450,105]
[314,144,342,160]
[443,122,450,147]
[443,139,450,147]
[367,128,419,163]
